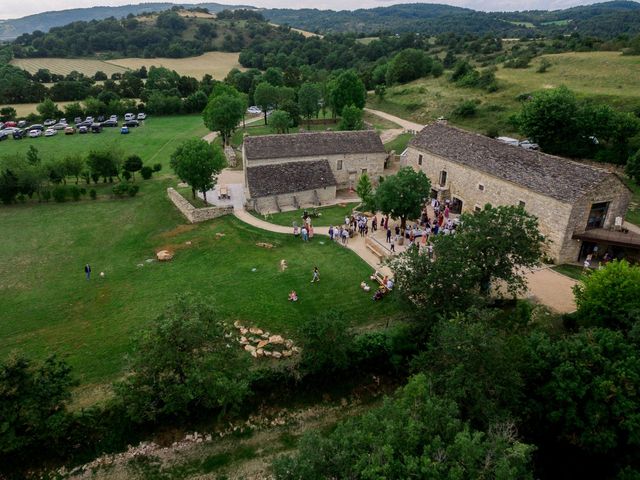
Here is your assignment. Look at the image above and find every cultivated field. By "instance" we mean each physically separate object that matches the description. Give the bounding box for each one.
[368,51,640,137]
[106,51,243,79]
[5,101,76,117]
[11,57,128,77]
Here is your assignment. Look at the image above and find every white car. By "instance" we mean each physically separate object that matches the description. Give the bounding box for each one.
[247,106,262,114]
[29,129,42,138]
[109,115,118,121]
[137,112,146,120]
[44,128,57,137]
[124,113,135,121]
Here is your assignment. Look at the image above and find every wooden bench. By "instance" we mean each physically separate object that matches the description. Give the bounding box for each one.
[365,238,387,262]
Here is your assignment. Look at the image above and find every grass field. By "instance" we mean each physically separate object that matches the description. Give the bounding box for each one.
[368,51,640,137]
[0,179,403,393]
[384,132,414,153]
[251,203,361,227]
[11,58,128,77]
[0,115,209,170]
[105,52,243,80]
[552,264,586,280]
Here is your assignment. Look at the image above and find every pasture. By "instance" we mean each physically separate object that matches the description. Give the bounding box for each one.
[0,115,209,170]
[11,58,128,77]
[367,51,640,137]
[105,51,243,80]
[0,180,403,393]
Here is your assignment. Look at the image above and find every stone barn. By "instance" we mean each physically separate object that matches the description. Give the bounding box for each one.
[404,122,635,264]
[243,130,387,213]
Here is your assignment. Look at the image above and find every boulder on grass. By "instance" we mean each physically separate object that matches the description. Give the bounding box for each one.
[156,250,174,261]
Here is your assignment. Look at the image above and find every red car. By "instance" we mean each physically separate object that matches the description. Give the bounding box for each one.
[4,121,17,127]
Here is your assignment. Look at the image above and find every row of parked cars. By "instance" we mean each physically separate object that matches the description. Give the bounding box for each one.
[0,113,146,141]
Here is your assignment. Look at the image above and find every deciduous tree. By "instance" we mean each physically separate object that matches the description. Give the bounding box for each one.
[170,139,226,202]
[202,93,245,146]
[374,167,431,230]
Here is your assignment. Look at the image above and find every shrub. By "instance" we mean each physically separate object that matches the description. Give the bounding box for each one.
[140,166,153,180]
[41,190,51,202]
[89,189,97,200]
[486,127,500,138]
[452,100,477,117]
[112,183,129,198]
[537,58,552,73]
[153,163,162,172]
[128,185,140,197]
[122,170,132,181]
[52,186,67,203]
[17,193,26,203]
[79,187,87,196]
[298,310,353,376]
[69,185,81,201]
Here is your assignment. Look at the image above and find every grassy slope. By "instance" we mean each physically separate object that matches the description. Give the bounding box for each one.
[250,202,361,227]
[0,179,402,387]
[0,115,209,170]
[368,51,640,138]
[384,132,414,153]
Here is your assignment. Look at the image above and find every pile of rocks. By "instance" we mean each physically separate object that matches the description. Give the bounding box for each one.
[232,320,300,359]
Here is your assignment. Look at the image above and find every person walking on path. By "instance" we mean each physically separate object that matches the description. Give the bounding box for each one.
[84,264,91,280]
[311,266,320,283]
[390,238,395,253]
[386,227,392,243]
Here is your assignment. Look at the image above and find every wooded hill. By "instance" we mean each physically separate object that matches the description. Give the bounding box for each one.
[10,9,292,59]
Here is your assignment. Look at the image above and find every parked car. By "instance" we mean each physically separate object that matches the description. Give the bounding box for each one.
[0,132,8,141]
[102,119,118,127]
[53,122,68,130]
[120,126,129,135]
[0,127,19,135]
[137,112,146,120]
[4,121,17,128]
[76,120,92,128]
[64,126,76,135]
[44,119,57,127]
[13,130,25,140]
[85,116,94,123]
[124,120,139,128]
[97,115,105,122]
[518,140,539,150]
[44,128,57,137]
[17,120,27,128]
[247,106,262,114]
[78,126,88,134]
[74,117,82,124]
[28,129,42,138]
[90,123,102,133]
[29,124,44,131]
[109,115,118,121]
[124,113,135,121]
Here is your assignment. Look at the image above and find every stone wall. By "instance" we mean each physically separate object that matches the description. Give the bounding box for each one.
[243,151,387,191]
[167,188,233,223]
[405,146,577,262]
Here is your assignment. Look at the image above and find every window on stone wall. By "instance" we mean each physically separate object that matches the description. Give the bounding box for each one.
[337,160,343,170]
[518,200,526,208]
[478,183,485,191]
[418,154,423,166]
[587,201,609,229]
[439,170,447,187]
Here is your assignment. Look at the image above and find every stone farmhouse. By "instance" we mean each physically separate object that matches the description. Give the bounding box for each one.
[404,122,637,263]
[243,131,387,213]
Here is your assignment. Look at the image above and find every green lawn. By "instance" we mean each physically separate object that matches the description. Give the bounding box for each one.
[552,264,586,280]
[623,177,640,226]
[0,183,402,392]
[0,115,209,170]
[384,132,414,153]
[250,202,361,227]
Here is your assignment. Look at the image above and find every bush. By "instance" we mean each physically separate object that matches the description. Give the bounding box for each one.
[152,163,162,172]
[122,170,132,181]
[52,186,67,203]
[79,187,86,196]
[128,185,140,197]
[298,310,353,376]
[112,183,129,198]
[486,127,500,138]
[68,185,81,201]
[89,189,97,200]
[140,166,153,180]
[41,190,51,202]
[537,58,552,73]
[452,100,478,118]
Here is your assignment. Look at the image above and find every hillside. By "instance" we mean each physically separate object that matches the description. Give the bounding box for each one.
[10,9,293,59]
[263,1,640,37]
[0,2,252,41]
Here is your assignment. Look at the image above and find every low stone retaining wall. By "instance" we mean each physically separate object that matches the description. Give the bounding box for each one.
[167,187,233,223]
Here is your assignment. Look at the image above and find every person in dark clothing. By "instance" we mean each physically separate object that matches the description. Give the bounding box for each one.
[84,264,91,280]
[386,227,392,243]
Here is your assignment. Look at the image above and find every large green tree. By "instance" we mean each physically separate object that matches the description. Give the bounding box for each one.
[202,93,245,146]
[329,70,366,118]
[253,82,279,125]
[338,105,364,131]
[297,82,320,127]
[272,374,534,479]
[36,98,60,120]
[573,260,640,332]
[269,110,291,134]
[114,294,250,422]
[355,172,374,211]
[374,167,431,230]
[385,48,433,85]
[170,139,226,203]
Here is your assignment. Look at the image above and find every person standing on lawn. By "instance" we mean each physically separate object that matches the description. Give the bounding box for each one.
[84,264,91,280]
[311,266,320,283]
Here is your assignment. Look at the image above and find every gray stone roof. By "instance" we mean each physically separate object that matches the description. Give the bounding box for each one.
[409,122,615,202]
[244,131,385,161]
[247,160,337,198]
